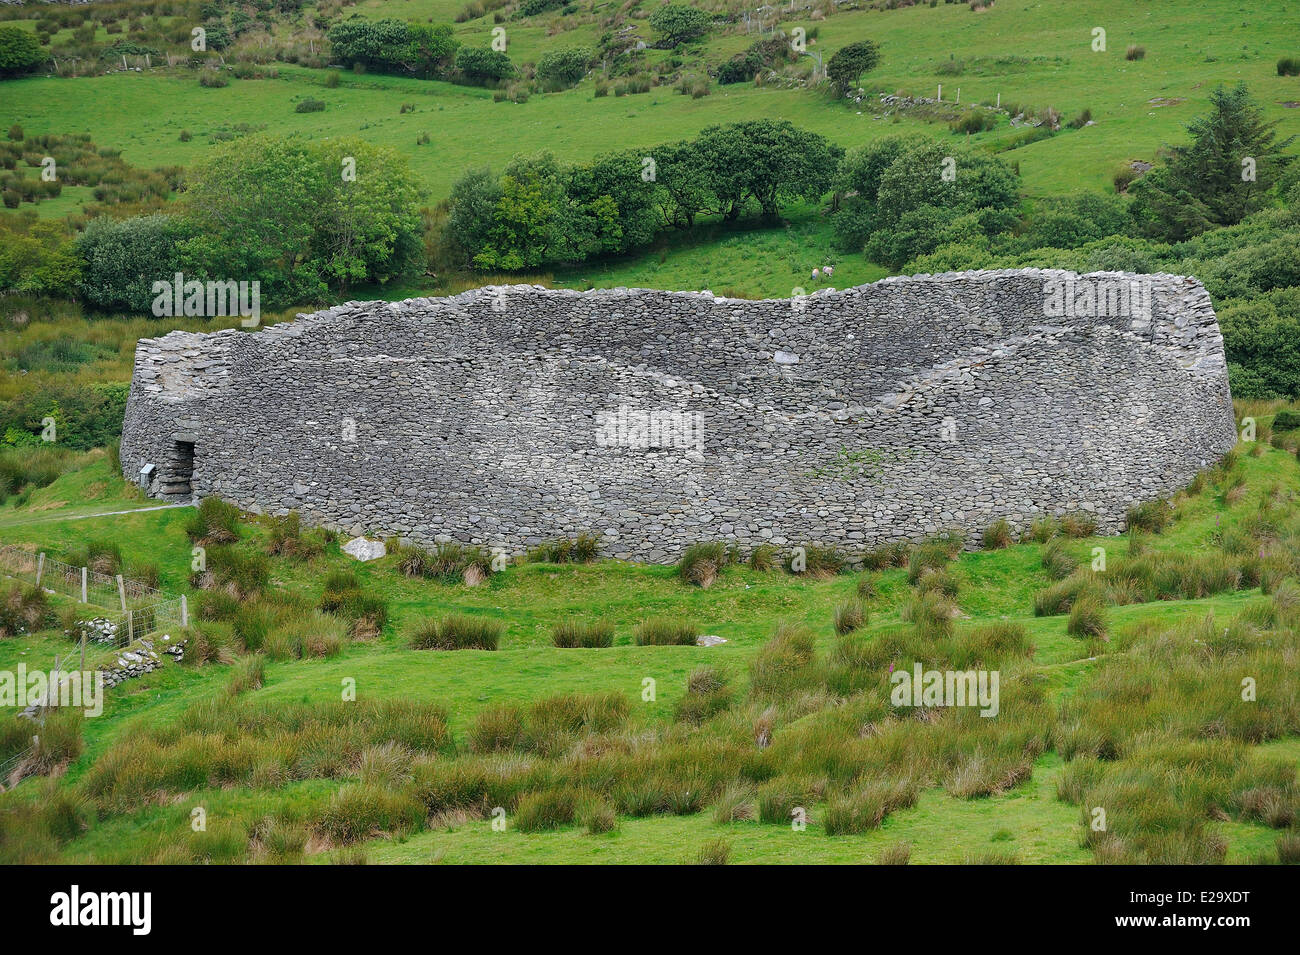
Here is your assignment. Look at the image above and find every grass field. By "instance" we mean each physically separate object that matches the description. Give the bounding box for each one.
[2,403,1298,864]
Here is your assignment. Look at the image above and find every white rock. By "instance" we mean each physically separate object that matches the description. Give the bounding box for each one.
[342,537,387,562]
[696,634,727,647]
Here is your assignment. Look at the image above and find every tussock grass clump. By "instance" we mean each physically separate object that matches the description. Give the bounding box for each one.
[225,654,265,696]
[878,841,911,865]
[1024,517,1060,543]
[63,538,123,576]
[410,613,502,651]
[796,545,847,577]
[634,616,697,646]
[194,545,269,599]
[824,778,919,834]
[901,591,957,638]
[1034,574,1099,616]
[915,567,961,598]
[468,704,524,753]
[757,778,812,825]
[1125,44,1145,61]
[526,534,600,564]
[265,511,323,561]
[515,788,578,832]
[23,708,83,777]
[264,611,347,660]
[551,618,614,648]
[981,519,1013,550]
[0,581,52,638]
[1060,512,1098,538]
[678,541,734,587]
[1125,498,1171,533]
[712,782,756,823]
[318,570,388,638]
[1041,538,1078,580]
[856,574,877,599]
[578,795,617,835]
[396,542,493,585]
[675,665,733,724]
[861,541,909,570]
[907,534,959,583]
[1067,592,1108,639]
[833,599,867,635]
[695,837,731,865]
[1278,834,1300,864]
[748,544,777,571]
[317,783,424,844]
[185,497,241,545]
[945,752,1033,798]
[966,849,1020,864]
[524,692,629,757]
[748,624,818,697]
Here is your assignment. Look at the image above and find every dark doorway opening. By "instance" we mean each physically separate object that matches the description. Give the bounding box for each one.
[161,440,195,498]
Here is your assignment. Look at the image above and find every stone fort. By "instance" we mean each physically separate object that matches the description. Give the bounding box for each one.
[120,269,1237,564]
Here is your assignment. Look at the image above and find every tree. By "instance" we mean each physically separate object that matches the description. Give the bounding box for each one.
[0,26,46,77]
[180,135,422,302]
[693,120,843,220]
[327,18,413,73]
[1130,84,1295,240]
[446,168,503,267]
[565,150,660,255]
[649,5,711,48]
[826,39,880,96]
[470,154,569,270]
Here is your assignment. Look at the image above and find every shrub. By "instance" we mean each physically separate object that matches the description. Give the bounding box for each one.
[634,617,697,646]
[649,5,711,47]
[862,541,909,570]
[1034,574,1100,616]
[1273,410,1300,432]
[410,614,502,650]
[295,98,326,113]
[0,27,48,77]
[196,546,269,599]
[981,519,1013,549]
[1024,517,1060,543]
[456,46,515,84]
[551,618,614,648]
[833,599,867,635]
[798,545,846,577]
[757,778,809,824]
[266,511,322,561]
[535,48,589,89]
[199,71,229,88]
[827,38,881,95]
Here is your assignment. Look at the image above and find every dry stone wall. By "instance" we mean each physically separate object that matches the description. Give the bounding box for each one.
[120,269,1237,563]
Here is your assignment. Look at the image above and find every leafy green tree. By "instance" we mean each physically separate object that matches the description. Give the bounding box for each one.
[565,150,659,254]
[180,135,422,302]
[649,140,712,229]
[826,39,880,96]
[327,19,413,73]
[1219,291,1300,398]
[471,154,569,270]
[1130,84,1295,240]
[649,5,711,47]
[0,26,46,77]
[0,214,80,297]
[446,168,503,267]
[693,120,842,220]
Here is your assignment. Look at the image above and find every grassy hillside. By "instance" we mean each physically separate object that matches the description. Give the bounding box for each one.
[2,402,1299,864]
[5,0,1299,203]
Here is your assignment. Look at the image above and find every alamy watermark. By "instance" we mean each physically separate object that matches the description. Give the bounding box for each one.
[595,405,703,452]
[890,663,1000,717]
[151,272,261,326]
[1043,276,1151,321]
[0,665,103,717]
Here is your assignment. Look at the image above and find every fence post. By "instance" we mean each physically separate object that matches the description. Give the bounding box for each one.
[35,553,45,588]
[180,595,188,627]
[127,610,134,645]
[116,575,127,612]
[81,567,88,603]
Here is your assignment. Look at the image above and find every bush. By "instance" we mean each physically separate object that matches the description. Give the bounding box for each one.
[75,214,190,313]
[1278,57,1300,78]
[675,665,732,724]
[634,617,697,646]
[551,618,614,648]
[1060,513,1098,538]
[199,71,229,88]
[535,48,589,89]
[295,98,326,113]
[1273,410,1300,432]
[649,5,711,47]
[409,613,502,650]
[0,27,47,77]
[827,38,881,95]
[456,46,515,84]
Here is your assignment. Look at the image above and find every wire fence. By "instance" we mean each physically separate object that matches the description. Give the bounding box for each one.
[0,543,188,648]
